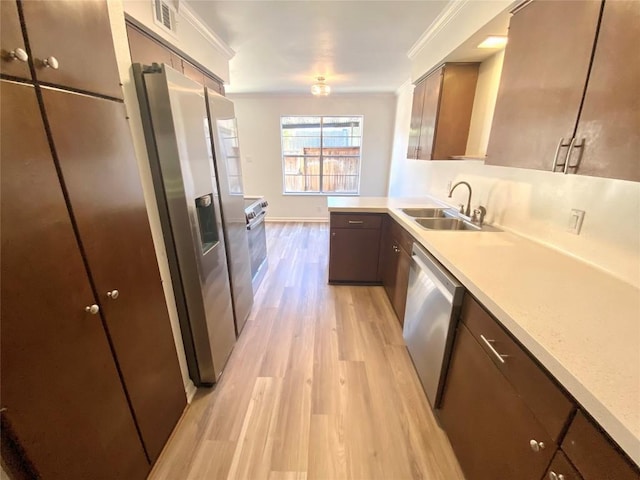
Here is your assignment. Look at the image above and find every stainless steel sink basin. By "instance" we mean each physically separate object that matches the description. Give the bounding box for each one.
[415,217,481,231]
[401,207,446,218]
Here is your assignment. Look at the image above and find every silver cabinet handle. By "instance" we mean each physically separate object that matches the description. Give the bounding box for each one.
[551,137,568,172]
[562,137,577,174]
[41,56,59,69]
[480,334,508,363]
[107,290,119,299]
[348,220,364,224]
[393,245,400,253]
[85,304,100,315]
[549,472,565,480]
[564,138,584,174]
[529,439,545,452]
[8,47,28,62]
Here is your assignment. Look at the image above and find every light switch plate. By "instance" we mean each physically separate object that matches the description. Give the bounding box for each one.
[568,209,585,235]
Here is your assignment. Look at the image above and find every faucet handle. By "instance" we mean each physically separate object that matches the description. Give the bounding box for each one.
[472,206,487,225]
[458,204,465,214]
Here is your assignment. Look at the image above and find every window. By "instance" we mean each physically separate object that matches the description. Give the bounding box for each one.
[281,116,363,194]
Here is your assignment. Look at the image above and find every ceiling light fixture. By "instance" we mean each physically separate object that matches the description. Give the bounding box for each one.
[477,35,508,49]
[311,76,331,96]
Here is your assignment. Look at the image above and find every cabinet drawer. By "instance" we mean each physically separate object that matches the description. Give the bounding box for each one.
[461,296,574,441]
[330,213,382,229]
[562,411,639,480]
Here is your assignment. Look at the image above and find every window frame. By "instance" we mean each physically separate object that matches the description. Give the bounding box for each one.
[280,115,363,196]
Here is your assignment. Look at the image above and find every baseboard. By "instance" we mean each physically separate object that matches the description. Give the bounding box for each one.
[185,380,197,403]
[266,217,329,223]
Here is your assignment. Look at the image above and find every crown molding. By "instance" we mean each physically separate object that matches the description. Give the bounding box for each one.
[407,0,470,59]
[178,2,235,60]
[395,78,413,95]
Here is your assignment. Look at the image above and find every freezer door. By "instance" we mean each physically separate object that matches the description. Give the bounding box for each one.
[205,89,254,334]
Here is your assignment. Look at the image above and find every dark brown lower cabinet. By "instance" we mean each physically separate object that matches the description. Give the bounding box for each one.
[0,80,149,479]
[561,411,640,480]
[380,216,412,325]
[439,323,555,479]
[328,213,382,284]
[545,451,583,480]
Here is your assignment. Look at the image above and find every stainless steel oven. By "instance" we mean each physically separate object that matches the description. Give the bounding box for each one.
[244,196,268,289]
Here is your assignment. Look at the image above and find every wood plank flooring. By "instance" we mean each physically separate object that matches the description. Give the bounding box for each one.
[148,222,464,480]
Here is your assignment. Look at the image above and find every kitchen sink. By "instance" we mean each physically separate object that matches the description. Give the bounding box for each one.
[415,217,482,231]
[401,207,446,218]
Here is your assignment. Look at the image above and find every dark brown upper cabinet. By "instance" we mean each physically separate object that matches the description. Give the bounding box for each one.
[20,0,123,99]
[486,0,639,183]
[407,63,479,160]
[0,0,31,80]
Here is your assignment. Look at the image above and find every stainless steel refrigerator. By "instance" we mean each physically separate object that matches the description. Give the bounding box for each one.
[133,63,252,386]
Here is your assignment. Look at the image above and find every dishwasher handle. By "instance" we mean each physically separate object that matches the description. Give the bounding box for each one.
[410,243,463,304]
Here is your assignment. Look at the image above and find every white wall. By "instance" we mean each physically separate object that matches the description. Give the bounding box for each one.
[388,57,640,289]
[229,93,397,221]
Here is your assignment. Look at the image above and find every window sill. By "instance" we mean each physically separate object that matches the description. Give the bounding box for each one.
[282,192,360,197]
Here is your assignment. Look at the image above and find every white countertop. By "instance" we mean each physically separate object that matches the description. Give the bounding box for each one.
[328,196,640,466]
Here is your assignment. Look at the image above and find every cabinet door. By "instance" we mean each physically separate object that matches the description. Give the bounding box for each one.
[181,59,205,85]
[417,66,443,160]
[439,324,555,479]
[407,80,426,159]
[562,411,640,480]
[21,0,122,99]
[126,24,180,70]
[391,247,411,325]
[329,228,381,283]
[0,0,31,80]
[486,1,601,171]
[569,1,640,182]
[0,80,148,480]
[41,87,186,462]
[544,451,583,480]
[380,217,397,299]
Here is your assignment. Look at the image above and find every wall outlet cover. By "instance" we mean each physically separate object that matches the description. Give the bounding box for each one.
[568,209,585,235]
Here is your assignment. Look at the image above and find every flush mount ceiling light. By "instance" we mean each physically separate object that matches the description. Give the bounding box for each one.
[311,76,331,96]
[477,35,508,49]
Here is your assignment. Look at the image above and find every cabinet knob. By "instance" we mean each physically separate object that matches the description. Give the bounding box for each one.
[529,439,545,452]
[41,56,59,69]
[549,472,565,480]
[107,289,119,299]
[8,47,28,62]
[331,232,336,237]
[393,245,400,253]
[85,304,100,315]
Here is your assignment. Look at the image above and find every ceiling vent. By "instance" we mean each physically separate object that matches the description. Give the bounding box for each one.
[153,0,178,35]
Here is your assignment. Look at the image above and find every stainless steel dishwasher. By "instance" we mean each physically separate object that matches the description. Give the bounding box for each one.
[403,242,464,409]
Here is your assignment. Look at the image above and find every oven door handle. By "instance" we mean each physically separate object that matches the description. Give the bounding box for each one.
[247,210,266,230]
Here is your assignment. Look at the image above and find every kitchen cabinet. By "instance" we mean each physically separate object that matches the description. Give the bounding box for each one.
[439,295,574,479]
[126,22,225,94]
[21,0,123,99]
[544,451,582,480]
[0,80,149,480]
[328,213,382,284]
[126,23,181,70]
[561,411,640,480]
[407,63,479,160]
[380,216,413,325]
[0,0,31,80]
[42,87,186,462]
[486,0,639,182]
[1,1,187,476]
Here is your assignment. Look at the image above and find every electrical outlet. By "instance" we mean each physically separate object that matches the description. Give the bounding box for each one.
[567,209,585,235]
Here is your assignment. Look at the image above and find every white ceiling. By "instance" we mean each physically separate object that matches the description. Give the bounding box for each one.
[186,0,450,94]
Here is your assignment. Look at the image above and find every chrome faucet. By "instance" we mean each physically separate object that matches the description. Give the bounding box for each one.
[448,181,473,217]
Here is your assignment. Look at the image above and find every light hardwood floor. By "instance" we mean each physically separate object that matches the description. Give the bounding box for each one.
[149,222,464,480]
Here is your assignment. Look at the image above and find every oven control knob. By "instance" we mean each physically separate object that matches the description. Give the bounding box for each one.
[261,200,269,208]
[248,212,256,219]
